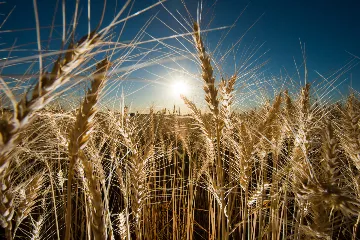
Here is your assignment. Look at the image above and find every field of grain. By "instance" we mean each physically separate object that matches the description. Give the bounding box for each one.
[0,1,360,239]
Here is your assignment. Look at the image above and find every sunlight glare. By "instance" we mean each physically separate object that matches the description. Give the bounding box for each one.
[172,77,189,97]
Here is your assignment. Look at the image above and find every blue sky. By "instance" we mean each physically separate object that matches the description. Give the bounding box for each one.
[1,0,359,111]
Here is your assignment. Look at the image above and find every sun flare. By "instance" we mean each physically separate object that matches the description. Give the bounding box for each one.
[172,78,190,97]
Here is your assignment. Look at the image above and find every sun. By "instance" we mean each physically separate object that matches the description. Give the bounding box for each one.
[172,77,190,97]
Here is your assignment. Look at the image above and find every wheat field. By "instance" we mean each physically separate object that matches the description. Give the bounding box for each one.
[0,1,360,239]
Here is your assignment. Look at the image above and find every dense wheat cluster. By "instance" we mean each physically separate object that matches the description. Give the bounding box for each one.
[1,1,360,239]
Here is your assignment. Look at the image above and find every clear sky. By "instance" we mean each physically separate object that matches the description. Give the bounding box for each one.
[1,0,359,112]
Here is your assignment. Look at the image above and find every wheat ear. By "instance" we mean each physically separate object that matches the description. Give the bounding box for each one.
[257,93,282,139]
[341,94,360,170]
[322,121,340,182]
[81,155,107,240]
[13,175,43,237]
[219,75,237,130]
[0,174,14,240]
[29,214,44,240]
[65,58,111,240]
[181,95,211,138]
[299,83,311,120]
[193,22,219,117]
[0,32,101,176]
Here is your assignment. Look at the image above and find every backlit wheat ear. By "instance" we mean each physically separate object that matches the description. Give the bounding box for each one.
[259,93,282,133]
[193,22,219,117]
[126,120,156,239]
[14,175,43,234]
[81,155,107,240]
[31,31,100,101]
[191,25,236,236]
[322,121,340,182]
[0,174,14,240]
[341,94,360,170]
[292,84,314,181]
[65,58,111,240]
[296,181,360,217]
[181,95,211,138]
[30,214,44,240]
[299,83,311,119]
[219,75,237,130]
[195,135,216,182]
[0,32,102,176]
